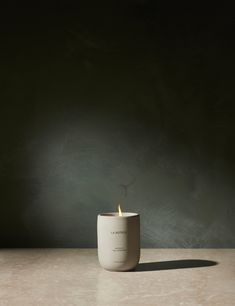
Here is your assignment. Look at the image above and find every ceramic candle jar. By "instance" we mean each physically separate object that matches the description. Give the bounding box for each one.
[97,212,140,271]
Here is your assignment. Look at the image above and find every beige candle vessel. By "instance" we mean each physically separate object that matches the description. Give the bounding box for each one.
[97,212,140,271]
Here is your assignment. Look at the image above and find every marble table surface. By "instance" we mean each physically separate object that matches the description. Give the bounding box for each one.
[0,249,234,306]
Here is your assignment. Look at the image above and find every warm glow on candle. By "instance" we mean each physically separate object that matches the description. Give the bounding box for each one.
[118,204,123,216]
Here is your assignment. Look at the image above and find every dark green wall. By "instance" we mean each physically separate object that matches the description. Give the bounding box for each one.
[0,2,234,247]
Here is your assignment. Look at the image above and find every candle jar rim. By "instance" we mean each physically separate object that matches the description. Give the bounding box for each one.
[98,212,139,218]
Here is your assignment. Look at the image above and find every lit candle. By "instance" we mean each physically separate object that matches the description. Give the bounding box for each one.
[97,204,140,271]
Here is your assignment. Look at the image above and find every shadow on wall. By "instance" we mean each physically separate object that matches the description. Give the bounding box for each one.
[0,179,51,247]
[134,259,218,272]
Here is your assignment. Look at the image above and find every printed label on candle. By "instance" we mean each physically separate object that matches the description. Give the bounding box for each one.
[112,247,127,252]
[110,231,127,234]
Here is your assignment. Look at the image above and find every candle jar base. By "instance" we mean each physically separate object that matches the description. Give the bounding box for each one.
[97,213,140,272]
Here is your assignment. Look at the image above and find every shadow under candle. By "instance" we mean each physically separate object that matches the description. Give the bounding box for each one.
[133,259,218,272]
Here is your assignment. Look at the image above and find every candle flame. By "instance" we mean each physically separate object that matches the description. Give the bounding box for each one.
[118,204,123,216]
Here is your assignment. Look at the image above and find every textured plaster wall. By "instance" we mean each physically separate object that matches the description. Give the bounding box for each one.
[0,2,234,247]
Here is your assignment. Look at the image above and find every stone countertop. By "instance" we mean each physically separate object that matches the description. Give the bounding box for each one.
[0,249,234,306]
